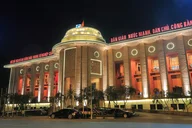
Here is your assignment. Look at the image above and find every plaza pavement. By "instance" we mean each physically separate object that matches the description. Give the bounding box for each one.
[0,112,192,128]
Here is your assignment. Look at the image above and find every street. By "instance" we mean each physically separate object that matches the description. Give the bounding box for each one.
[0,112,192,128]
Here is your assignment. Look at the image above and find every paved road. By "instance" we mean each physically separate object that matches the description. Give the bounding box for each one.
[0,112,192,128]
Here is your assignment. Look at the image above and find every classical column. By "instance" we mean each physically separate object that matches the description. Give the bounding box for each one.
[8,68,14,94]
[123,46,130,86]
[158,40,168,95]
[102,50,108,92]
[30,65,36,95]
[75,46,81,96]
[58,50,64,94]
[48,62,54,102]
[82,46,88,89]
[13,68,19,94]
[21,67,27,95]
[8,68,18,94]
[38,64,44,102]
[177,36,191,96]
[108,49,114,86]
[140,43,149,98]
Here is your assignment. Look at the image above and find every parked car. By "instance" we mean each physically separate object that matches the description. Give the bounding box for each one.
[78,107,91,115]
[50,108,81,119]
[78,107,102,116]
[95,107,111,115]
[105,108,134,118]
[24,109,47,116]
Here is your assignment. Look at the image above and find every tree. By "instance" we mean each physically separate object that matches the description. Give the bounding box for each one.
[120,86,136,107]
[183,91,192,112]
[66,88,75,107]
[74,89,84,107]
[93,90,104,107]
[127,86,137,99]
[105,86,114,108]
[152,89,170,111]
[49,92,65,112]
[105,86,120,107]
[80,85,104,108]
[168,91,192,112]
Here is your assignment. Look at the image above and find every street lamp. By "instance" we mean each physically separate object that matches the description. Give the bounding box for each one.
[90,84,93,119]
[90,61,93,119]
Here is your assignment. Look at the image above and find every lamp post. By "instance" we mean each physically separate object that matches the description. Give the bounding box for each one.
[0,88,2,112]
[89,60,93,119]
[90,84,93,119]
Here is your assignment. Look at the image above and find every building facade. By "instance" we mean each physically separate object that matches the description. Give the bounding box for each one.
[4,22,192,110]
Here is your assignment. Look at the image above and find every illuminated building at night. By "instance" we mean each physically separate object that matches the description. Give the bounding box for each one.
[4,20,192,110]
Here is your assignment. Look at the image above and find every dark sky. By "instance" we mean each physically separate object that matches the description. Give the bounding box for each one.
[0,0,192,89]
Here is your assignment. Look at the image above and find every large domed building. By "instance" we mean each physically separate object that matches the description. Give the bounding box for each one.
[4,21,192,111]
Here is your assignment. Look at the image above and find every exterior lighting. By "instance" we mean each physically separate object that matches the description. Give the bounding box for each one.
[36,66,40,72]
[45,64,49,70]
[166,42,175,50]
[83,99,87,106]
[54,63,59,69]
[131,49,138,56]
[143,87,148,98]
[76,101,79,106]
[94,51,100,58]
[188,39,192,46]
[20,69,23,74]
[148,46,156,53]
[115,52,122,58]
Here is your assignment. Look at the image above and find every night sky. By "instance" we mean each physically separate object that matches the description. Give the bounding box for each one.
[0,0,192,89]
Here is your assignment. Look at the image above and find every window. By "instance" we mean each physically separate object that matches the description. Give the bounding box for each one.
[171,104,177,110]
[150,104,156,110]
[178,104,185,109]
[131,105,136,109]
[120,105,125,108]
[157,104,163,110]
[137,62,141,71]
[152,60,159,71]
[138,104,143,110]
[170,57,179,70]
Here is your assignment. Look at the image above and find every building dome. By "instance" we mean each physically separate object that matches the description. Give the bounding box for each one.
[61,27,106,43]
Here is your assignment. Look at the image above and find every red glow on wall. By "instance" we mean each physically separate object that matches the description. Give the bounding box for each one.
[115,62,124,86]
[166,54,182,92]
[34,74,39,97]
[147,57,161,95]
[43,73,49,99]
[53,71,58,96]
[18,77,23,95]
[110,20,192,43]
[130,59,142,94]
[10,51,53,64]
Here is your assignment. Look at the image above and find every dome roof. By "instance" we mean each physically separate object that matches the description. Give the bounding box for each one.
[61,27,106,43]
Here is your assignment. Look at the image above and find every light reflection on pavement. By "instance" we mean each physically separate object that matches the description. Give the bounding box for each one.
[0,112,192,128]
[0,119,192,128]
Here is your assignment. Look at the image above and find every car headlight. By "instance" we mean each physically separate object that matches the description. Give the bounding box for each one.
[72,112,77,116]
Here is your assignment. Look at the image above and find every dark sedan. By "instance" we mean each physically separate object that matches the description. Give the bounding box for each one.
[105,108,134,118]
[50,108,81,119]
[78,107,102,116]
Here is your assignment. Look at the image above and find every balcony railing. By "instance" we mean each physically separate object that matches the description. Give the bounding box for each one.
[151,67,159,72]
[170,65,179,71]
